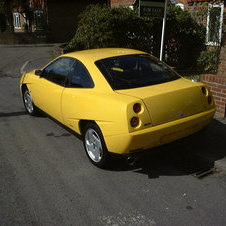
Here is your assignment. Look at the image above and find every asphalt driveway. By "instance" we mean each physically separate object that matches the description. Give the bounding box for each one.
[0,45,226,225]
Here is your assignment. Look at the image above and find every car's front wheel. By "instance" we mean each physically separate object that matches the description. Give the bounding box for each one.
[23,87,38,116]
[83,123,109,168]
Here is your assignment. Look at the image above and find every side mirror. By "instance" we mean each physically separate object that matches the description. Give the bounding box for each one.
[35,69,42,76]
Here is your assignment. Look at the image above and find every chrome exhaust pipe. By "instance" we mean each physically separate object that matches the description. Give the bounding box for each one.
[127,156,136,166]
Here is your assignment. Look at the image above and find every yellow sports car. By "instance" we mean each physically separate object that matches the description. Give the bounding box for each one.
[20,48,215,168]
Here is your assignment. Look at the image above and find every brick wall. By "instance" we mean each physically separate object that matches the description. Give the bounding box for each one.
[203,74,226,118]
[111,0,134,7]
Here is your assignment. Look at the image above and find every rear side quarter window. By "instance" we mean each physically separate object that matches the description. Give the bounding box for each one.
[70,61,94,88]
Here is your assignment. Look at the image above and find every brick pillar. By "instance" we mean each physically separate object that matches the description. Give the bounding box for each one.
[202,74,226,118]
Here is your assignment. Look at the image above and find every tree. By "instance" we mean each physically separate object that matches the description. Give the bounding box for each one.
[165,4,206,69]
[0,0,14,32]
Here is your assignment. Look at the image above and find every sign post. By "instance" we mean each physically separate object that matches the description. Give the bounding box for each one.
[139,0,167,61]
[159,0,167,61]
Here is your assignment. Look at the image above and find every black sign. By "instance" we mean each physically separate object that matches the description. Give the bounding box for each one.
[139,0,165,18]
[140,6,164,17]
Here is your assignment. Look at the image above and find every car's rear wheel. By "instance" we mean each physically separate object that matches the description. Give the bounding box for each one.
[23,87,38,116]
[83,123,109,168]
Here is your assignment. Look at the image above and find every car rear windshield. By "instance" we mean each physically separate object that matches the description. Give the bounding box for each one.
[95,54,180,90]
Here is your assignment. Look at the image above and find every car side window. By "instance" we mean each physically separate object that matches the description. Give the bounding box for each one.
[42,57,75,86]
[70,61,94,88]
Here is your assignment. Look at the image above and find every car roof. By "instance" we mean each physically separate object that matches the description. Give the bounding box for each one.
[63,48,147,62]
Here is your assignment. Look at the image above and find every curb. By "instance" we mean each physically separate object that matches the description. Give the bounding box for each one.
[0,43,62,48]
[214,117,226,174]
[215,158,226,174]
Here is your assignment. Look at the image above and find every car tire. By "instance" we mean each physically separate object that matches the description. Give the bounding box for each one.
[83,123,109,168]
[22,87,38,116]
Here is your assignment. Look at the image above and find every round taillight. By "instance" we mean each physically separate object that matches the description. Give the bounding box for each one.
[207,96,212,104]
[133,103,141,113]
[201,87,207,95]
[130,117,139,127]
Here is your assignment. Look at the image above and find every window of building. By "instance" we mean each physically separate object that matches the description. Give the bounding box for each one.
[175,3,184,10]
[13,13,21,29]
[206,4,224,46]
[34,10,44,30]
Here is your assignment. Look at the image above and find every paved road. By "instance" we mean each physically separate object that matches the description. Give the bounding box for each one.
[0,46,226,225]
[0,45,52,77]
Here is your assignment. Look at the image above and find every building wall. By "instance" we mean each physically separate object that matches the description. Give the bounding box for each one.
[111,0,134,7]
[176,0,225,44]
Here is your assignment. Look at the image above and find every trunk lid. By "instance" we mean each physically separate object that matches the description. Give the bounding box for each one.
[116,78,205,126]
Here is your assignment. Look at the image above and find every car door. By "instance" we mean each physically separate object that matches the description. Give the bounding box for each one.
[62,60,94,133]
[31,57,75,123]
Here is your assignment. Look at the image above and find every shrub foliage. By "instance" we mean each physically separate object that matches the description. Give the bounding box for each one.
[165,4,206,69]
[197,49,220,73]
[66,4,206,69]
[66,5,153,52]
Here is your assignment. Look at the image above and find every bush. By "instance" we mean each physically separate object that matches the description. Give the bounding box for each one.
[66,4,206,70]
[165,4,206,69]
[197,49,220,73]
[0,13,7,32]
[66,4,153,52]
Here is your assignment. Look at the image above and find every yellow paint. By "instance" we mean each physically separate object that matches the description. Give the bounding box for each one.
[20,48,215,155]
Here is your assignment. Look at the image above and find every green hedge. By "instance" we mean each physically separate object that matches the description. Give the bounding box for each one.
[165,4,206,69]
[66,5,153,53]
[66,4,206,70]
[197,49,220,73]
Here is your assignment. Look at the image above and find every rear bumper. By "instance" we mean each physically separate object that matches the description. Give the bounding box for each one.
[104,108,215,154]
